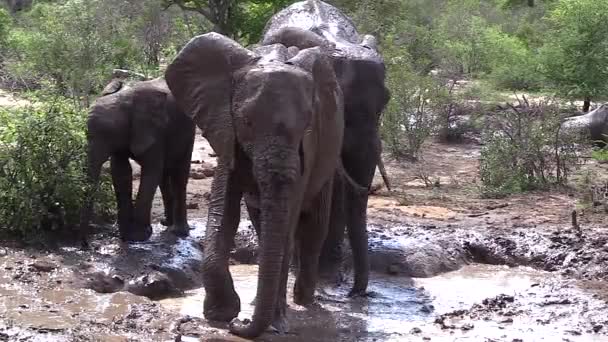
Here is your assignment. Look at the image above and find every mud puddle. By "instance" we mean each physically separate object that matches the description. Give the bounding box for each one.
[162,264,608,341]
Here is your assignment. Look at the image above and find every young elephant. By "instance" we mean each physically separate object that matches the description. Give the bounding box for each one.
[79,78,195,244]
[165,33,344,338]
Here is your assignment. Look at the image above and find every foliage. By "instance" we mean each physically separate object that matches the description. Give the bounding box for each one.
[479,98,579,197]
[591,145,608,163]
[0,99,114,240]
[2,0,199,104]
[483,26,542,90]
[381,52,448,160]
[162,0,295,44]
[539,0,608,105]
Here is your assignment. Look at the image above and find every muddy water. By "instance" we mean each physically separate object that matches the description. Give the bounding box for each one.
[1,218,607,341]
[161,264,608,341]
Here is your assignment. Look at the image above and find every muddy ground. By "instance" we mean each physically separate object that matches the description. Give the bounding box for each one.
[0,126,608,341]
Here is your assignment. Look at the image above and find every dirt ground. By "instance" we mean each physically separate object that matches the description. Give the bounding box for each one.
[0,94,608,340]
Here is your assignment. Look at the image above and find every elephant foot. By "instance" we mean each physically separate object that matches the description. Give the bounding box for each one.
[270,302,289,334]
[229,318,268,339]
[168,223,190,237]
[203,290,240,322]
[348,288,378,298]
[293,281,315,306]
[120,224,153,242]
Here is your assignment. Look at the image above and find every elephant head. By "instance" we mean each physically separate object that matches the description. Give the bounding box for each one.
[165,33,343,338]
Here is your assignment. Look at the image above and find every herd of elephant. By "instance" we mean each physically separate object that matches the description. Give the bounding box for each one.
[77,0,392,339]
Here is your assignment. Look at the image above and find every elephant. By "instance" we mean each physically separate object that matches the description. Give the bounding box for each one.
[79,77,196,244]
[164,32,346,338]
[561,104,608,146]
[261,0,391,296]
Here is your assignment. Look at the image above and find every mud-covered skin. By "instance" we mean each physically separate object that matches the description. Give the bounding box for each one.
[562,103,608,146]
[80,77,196,244]
[262,0,391,298]
[165,33,346,338]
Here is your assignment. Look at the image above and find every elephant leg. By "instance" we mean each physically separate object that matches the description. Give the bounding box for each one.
[345,180,371,297]
[245,197,261,239]
[202,161,242,322]
[111,155,134,235]
[244,199,261,306]
[79,141,110,248]
[294,179,333,306]
[159,173,174,227]
[126,154,163,242]
[168,157,191,237]
[318,173,346,282]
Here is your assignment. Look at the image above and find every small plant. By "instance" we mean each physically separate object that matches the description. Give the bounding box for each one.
[479,96,580,198]
[591,138,608,163]
[0,99,114,241]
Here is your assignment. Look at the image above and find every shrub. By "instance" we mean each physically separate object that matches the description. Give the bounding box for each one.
[479,97,580,198]
[0,99,114,241]
[381,58,446,160]
[483,27,542,90]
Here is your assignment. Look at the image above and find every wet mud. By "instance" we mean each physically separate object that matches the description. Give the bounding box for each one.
[0,215,607,341]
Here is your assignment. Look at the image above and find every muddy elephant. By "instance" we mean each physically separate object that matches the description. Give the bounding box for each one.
[79,77,196,244]
[261,0,391,296]
[165,33,345,338]
[562,104,608,146]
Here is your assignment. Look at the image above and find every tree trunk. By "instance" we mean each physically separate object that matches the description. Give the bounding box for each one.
[583,96,591,112]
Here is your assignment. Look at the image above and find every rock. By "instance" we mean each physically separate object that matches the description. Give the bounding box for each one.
[127,271,179,300]
[86,272,125,293]
[410,327,422,334]
[190,169,207,180]
[0,249,6,257]
[186,202,199,210]
[201,165,215,177]
[30,260,57,273]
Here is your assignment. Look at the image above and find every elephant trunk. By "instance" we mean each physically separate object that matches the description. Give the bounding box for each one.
[230,146,298,338]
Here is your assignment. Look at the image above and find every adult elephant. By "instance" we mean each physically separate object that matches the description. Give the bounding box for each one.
[79,77,195,244]
[165,33,344,338]
[261,0,391,296]
[561,104,608,146]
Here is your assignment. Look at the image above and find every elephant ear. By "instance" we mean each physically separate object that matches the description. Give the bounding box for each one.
[287,47,344,145]
[287,47,343,117]
[130,88,169,156]
[165,32,257,166]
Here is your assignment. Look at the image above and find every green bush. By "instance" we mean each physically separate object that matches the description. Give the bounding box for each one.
[483,26,542,90]
[381,55,447,160]
[479,99,579,197]
[0,99,114,241]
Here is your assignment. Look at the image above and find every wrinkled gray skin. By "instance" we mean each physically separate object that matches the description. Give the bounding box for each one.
[165,33,345,339]
[261,0,391,296]
[562,104,608,146]
[79,78,195,244]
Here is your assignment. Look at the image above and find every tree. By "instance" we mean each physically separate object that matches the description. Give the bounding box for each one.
[540,0,608,112]
[162,0,293,43]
